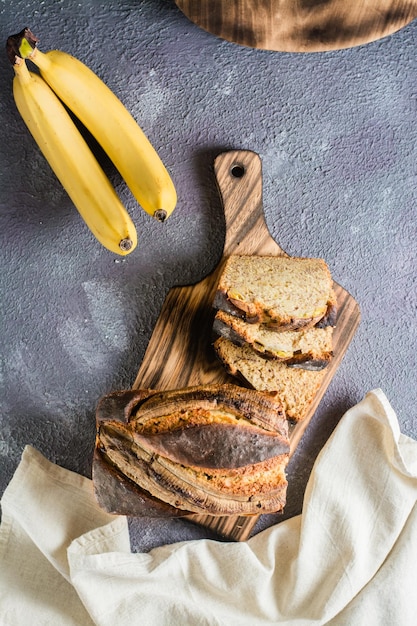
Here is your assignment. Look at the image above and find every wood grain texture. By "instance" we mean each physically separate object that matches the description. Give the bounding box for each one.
[175,0,417,51]
[128,150,360,541]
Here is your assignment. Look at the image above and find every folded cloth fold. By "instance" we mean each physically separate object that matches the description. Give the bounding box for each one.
[1,389,416,625]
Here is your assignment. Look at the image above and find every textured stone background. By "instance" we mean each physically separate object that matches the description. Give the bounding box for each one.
[0,1,416,551]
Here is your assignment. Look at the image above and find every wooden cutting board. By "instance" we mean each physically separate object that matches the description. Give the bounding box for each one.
[175,0,417,52]
[125,149,360,541]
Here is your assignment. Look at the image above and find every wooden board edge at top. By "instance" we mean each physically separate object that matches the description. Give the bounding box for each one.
[175,0,417,52]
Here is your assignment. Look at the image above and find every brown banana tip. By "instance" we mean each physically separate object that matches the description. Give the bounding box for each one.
[6,27,38,65]
[153,209,168,222]
[119,238,134,252]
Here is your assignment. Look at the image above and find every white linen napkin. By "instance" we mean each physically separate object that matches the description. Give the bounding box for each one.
[1,388,416,625]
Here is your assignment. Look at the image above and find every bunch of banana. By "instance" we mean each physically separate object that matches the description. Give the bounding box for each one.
[6,28,177,255]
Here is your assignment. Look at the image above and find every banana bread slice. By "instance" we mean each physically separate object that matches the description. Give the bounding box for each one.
[213,309,333,369]
[213,255,337,330]
[214,337,326,422]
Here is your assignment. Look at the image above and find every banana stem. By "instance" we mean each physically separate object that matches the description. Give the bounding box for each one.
[12,56,31,83]
[6,27,38,65]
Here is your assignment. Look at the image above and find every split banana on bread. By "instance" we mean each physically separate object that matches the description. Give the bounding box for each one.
[94,384,290,517]
[16,27,177,222]
[8,54,137,255]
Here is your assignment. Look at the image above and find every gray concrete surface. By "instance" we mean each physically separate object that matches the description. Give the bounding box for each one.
[0,1,416,551]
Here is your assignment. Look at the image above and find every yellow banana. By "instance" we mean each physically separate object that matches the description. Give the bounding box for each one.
[10,56,137,255]
[19,28,177,222]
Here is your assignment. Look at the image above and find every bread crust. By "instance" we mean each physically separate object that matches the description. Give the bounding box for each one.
[95,384,290,516]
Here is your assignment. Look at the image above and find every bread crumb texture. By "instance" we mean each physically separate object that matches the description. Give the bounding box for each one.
[214,337,326,421]
[217,255,336,324]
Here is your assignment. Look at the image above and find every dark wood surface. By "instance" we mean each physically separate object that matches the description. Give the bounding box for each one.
[175,0,417,51]
[129,149,360,540]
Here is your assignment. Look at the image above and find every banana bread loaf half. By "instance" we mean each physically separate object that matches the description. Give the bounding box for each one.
[213,255,337,330]
[95,383,290,516]
[214,337,326,422]
[213,309,333,369]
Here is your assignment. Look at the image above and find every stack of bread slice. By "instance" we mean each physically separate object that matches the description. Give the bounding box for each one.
[213,255,338,422]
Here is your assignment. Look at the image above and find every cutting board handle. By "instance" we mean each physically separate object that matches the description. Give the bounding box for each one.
[214,150,283,257]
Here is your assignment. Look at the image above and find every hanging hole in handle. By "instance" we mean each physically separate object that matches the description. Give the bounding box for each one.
[231,164,245,178]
